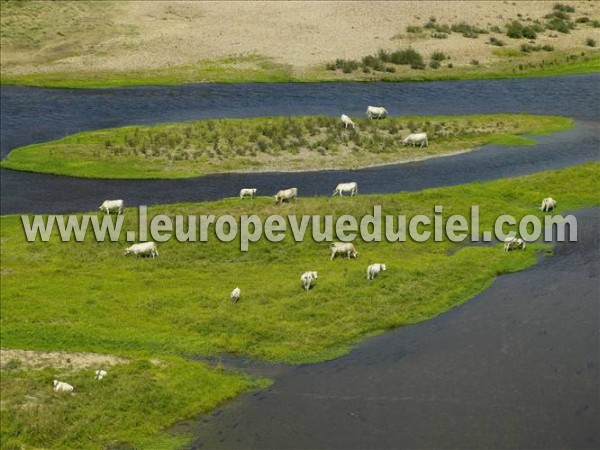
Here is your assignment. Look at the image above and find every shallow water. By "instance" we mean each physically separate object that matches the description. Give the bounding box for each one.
[1,74,599,215]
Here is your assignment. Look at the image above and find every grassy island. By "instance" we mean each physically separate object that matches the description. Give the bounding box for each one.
[1,114,573,179]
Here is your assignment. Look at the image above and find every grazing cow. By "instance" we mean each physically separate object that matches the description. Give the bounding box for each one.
[274,187,298,205]
[300,271,318,291]
[125,241,159,258]
[504,237,526,252]
[366,106,388,119]
[367,263,387,280]
[53,380,74,393]
[540,197,557,212]
[99,199,124,215]
[340,114,356,129]
[95,369,108,380]
[330,242,358,260]
[402,133,428,148]
[231,287,241,303]
[332,182,358,197]
[240,188,257,199]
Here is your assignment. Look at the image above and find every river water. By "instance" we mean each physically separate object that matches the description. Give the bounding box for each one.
[1,74,598,214]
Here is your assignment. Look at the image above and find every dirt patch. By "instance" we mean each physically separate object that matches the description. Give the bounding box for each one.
[0,348,128,371]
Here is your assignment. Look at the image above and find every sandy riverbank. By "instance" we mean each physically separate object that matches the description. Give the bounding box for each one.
[1,1,598,82]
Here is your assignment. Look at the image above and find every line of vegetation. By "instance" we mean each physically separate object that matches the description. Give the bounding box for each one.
[1,50,597,88]
[0,114,574,179]
[2,162,599,447]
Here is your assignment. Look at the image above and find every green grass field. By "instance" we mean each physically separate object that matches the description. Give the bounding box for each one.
[0,114,573,179]
[2,162,598,448]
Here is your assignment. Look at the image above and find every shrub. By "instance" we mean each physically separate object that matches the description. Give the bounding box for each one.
[377,49,391,62]
[521,43,549,53]
[406,25,423,33]
[389,48,424,66]
[592,20,600,28]
[410,61,426,70]
[431,32,449,39]
[546,17,575,33]
[506,21,537,39]
[506,21,524,38]
[545,10,571,21]
[325,62,336,71]
[431,51,447,61]
[586,37,597,47]
[553,3,575,13]
[385,66,396,73]
[470,59,480,65]
[490,25,502,33]
[489,36,505,46]
[335,59,359,73]
[575,17,589,24]
[522,26,537,39]
[429,60,441,69]
[361,55,384,71]
[451,21,488,38]
[447,63,453,68]
[542,44,555,51]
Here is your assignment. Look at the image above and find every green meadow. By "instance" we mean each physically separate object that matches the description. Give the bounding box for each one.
[1,162,599,448]
[1,114,573,179]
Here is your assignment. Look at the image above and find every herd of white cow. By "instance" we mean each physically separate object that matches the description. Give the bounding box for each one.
[345,107,429,147]
[95,110,557,300]
[52,111,559,395]
[102,193,557,305]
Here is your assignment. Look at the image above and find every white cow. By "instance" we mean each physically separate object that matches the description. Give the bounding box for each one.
[332,182,358,197]
[274,187,298,205]
[99,199,124,215]
[403,133,428,148]
[340,114,356,129]
[53,380,74,393]
[366,106,388,119]
[540,197,557,212]
[95,369,108,380]
[125,241,159,258]
[367,263,387,280]
[504,237,526,252]
[330,242,358,260]
[231,287,241,303]
[240,188,257,199]
[300,271,318,291]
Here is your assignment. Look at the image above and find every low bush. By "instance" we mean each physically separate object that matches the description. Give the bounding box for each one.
[489,36,505,46]
[451,21,488,38]
[406,25,423,33]
[553,3,575,13]
[430,51,448,61]
[506,21,537,39]
[586,38,597,47]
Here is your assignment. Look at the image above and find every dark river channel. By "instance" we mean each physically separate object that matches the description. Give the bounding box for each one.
[1,75,598,449]
[1,74,598,215]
